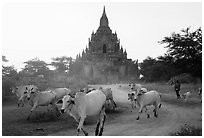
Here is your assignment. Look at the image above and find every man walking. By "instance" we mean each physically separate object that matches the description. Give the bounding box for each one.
[175,80,181,99]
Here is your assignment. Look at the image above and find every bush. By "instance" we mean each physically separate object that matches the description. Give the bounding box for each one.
[168,73,194,84]
[170,124,202,136]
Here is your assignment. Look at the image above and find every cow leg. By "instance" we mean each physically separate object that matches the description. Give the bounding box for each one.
[95,121,100,136]
[144,107,150,118]
[21,97,27,107]
[17,100,21,107]
[99,114,106,136]
[21,101,24,107]
[159,103,162,108]
[51,102,60,116]
[77,116,86,136]
[154,109,158,117]
[98,105,106,136]
[95,105,105,136]
[134,100,137,108]
[81,128,88,136]
[27,103,37,120]
[131,101,134,109]
[153,104,158,118]
[18,97,24,107]
[136,107,143,120]
[111,99,117,109]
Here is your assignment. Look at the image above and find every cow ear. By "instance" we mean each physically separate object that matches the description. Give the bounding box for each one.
[57,99,63,104]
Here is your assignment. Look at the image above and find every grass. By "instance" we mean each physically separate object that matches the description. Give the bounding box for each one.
[169,124,202,136]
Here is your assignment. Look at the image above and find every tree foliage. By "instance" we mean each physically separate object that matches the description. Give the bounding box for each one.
[22,58,49,76]
[50,56,73,73]
[2,56,18,98]
[140,27,202,82]
[159,27,202,78]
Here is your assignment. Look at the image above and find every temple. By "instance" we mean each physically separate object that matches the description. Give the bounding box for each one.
[75,6,139,83]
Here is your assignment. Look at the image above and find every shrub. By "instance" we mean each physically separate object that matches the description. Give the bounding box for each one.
[170,124,202,136]
[168,73,194,84]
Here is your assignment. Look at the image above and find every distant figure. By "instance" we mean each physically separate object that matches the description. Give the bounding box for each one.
[198,88,202,95]
[198,88,202,103]
[174,80,181,99]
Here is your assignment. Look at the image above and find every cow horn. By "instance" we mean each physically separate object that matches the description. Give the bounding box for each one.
[68,93,75,98]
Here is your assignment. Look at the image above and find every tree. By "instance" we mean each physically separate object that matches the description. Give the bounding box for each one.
[2,55,17,78]
[50,56,73,73]
[139,57,157,82]
[139,56,177,82]
[159,27,202,78]
[22,58,49,77]
[2,56,18,98]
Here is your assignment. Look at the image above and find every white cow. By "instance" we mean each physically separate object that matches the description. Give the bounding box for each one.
[52,88,71,103]
[25,88,59,120]
[127,85,148,109]
[128,92,137,109]
[99,87,117,110]
[135,90,162,120]
[11,85,38,107]
[61,90,107,136]
[29,86,71,104]
[129,83,142,93]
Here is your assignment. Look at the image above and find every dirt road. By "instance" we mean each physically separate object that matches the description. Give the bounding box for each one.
[50,84,202,136]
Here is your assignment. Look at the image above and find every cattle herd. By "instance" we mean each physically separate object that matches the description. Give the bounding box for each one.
[10,83,202,136]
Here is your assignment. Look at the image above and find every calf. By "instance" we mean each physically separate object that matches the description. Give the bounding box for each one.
[182,91,192,102]
[135,90,162,120]
[25,87,58,120]
[128,92,137,109]
[128,87,148,109]
[129,83,142,93]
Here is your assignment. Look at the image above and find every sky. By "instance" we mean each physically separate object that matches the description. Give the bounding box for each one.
[1,1,202,71]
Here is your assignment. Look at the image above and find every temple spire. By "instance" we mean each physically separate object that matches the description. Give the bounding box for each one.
[103,6,106,15]
[100,6,109,27]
